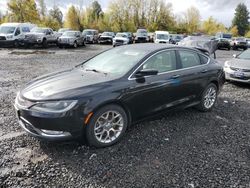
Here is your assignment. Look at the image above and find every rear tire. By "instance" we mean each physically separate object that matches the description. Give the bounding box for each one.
[14,40,19,48]
[196,83,218,112]
[85,105,128,148]
[73,41,77,48]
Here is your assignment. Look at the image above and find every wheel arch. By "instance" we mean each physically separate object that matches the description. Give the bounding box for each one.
[89,100,133,126]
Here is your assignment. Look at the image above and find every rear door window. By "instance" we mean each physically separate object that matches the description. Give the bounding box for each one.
[142,51,177,73]
[178,51,201,68]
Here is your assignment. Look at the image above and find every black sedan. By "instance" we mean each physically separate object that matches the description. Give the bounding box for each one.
[14,44,225,147]
[216,38,230,50]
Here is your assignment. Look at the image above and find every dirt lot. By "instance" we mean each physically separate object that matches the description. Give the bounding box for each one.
[0,45,250,188]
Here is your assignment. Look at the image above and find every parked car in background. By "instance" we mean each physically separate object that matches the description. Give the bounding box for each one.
[98,32,115,44]
[154,31,170,43]
[215,32,232,40]
[58,28,72,37]
[224,49,250,83]
[58,31,84,48]
[216,38,231,50]
[170,34,184,45]
[124,32,133,44]
[82,29,99,44]
[113,32,130,47]
[14,44,225,147]
[246,38,250,48]
[134,29,149,43]
[23,27,58,48]
[230,37,247,50]
[0,22,36,47]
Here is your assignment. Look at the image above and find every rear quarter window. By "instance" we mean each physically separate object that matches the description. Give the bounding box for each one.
[179,51,201,68]
[199,54,209,64]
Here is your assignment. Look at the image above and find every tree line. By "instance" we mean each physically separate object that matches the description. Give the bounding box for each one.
[0,0,249,37]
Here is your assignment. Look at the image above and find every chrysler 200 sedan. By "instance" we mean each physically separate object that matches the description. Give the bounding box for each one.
[14,44,225,147]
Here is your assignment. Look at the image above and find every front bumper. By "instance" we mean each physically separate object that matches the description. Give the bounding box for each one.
[14,102,84,141]
[0,40,15,47]
[22,38,43,45]
[224,68,250,83]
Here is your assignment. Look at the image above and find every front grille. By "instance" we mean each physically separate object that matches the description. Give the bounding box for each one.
[230,67,250,72]
[239,42,246,45]
[137,37,146,41]
[0,36,6,40]
[115,40,124,43]
[159,41,167,43]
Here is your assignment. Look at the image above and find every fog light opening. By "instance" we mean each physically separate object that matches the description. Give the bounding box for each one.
[41,129,64,135]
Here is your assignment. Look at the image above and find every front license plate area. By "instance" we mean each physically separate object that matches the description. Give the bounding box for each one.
[234,71,245,78]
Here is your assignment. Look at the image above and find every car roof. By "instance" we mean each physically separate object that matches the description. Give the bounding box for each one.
[117,43,201,53]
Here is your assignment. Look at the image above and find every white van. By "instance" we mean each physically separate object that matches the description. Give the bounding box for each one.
[154,31,170,43]
[0,23,36,47]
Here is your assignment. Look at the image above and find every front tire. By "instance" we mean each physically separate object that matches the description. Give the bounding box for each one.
[73,41,77,48]
[86,105,128,148]
[42,39,48,48]
[196,83,218,112]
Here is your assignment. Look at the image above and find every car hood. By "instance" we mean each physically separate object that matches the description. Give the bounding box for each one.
[136,33,147,37]
[100,36,112,38]
[21,68,118,101]
[227,58,250,69]
[114,37,127,40]
[59,36,76,39]
[26,33,45,37]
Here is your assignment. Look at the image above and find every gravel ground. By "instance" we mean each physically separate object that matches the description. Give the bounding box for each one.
[0,45,250,188]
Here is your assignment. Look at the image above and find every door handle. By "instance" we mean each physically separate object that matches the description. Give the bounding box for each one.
[201,69,208,73]
[171,75,180,79]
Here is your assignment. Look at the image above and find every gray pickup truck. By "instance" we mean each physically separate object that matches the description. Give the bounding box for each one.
[23,27,59,48]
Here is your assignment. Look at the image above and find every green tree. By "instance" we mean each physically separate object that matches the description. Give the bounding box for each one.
[7,0,40,23]
[202,17,227,35]
[49,6,63,26]
[232,3,249,36]
[184,6,201,34]
[245,30,250,38]
[230,25,238,37]
[64,5,82,30]
[37,0,46,20]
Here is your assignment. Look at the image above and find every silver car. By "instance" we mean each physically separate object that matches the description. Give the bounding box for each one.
[224,49,250,83]
[58,31,84,48]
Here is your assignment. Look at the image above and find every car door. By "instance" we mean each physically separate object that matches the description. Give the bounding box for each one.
[175,49,211,102]
[124,50,186,120]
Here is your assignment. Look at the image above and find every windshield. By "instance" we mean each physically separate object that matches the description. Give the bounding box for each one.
[102,32,113,36]
[116,33,127,38]
[236,38,246,41]
[62,32,76,37]
[237,50,250,60]
[80,48,147,76]
[156,34,169,40]
[31,28,46,33]
[222,34,232,39]
[0,26,16,34]
[59,28,71,33]
[83,30,94,35]
[137,29,147,33]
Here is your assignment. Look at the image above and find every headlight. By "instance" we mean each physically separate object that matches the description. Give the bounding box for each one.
[6,35,13,39]
[30,100,77,113]
[224,61,230,69]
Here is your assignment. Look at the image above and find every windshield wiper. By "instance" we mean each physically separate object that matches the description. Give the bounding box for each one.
[85,68,108,75]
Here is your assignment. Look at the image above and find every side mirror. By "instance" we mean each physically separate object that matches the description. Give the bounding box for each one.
[233,54,237,58]
[135,69,158,78]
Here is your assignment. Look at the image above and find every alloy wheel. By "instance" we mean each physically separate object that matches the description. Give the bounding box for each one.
[204,87,217,109]
[94,110,124,144]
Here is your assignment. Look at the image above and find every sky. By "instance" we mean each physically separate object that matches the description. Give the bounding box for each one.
[0,0,249,27]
